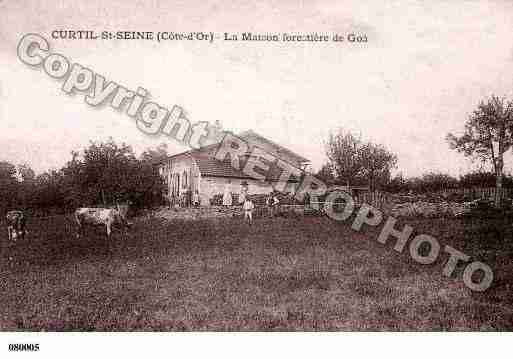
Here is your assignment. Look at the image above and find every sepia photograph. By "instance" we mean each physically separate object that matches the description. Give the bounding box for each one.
[0,0,512,357]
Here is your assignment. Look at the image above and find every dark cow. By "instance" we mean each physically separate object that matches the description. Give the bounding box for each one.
[6,210,27,241]
[75,202,131,238]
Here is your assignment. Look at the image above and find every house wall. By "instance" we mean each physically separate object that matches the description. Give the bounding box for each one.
[160,154,301,206]
[200,177,299,206]
[160,154,200,203]
[159,132,306,206]
[201,177,266,205]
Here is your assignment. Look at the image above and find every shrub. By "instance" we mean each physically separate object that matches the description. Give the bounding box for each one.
[210,193,238,206]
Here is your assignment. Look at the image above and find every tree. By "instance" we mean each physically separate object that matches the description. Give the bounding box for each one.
[447,95,513,207]
[323,129,397,189]
[418,172,459,193]
[385,172,408,193]
[58,138,165,209]
[459,171,513,189]
[0,161,19,214]
[16,163,36,209]
[324,130,364,186]
[359,142,398,190]
[32,170,66,215]
[80,138,137,205]
[0,140,166,216]
[316,163,335,184]
[0,161,17,183]
[140,143,169,164]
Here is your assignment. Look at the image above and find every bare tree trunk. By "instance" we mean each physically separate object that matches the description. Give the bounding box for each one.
[495,156,504,208]
[0,228,5,266]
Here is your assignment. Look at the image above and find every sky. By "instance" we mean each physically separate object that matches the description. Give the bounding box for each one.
[2,0,513,177]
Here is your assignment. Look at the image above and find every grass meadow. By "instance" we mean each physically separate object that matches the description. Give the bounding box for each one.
[0,210,512,331]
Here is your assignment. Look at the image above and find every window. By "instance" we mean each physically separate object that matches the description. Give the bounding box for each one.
[183,170,188,189]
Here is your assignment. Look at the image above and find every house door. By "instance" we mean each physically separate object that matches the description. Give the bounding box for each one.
[171,174,180,198]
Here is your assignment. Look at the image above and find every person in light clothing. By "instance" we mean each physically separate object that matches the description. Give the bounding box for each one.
[222,182,233,206]
[239,181,248,204]
[243,196,255,224]
[193,190,200,207]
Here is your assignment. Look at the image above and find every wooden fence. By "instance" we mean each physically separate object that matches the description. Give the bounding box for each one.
[359,191,393,211]
[434,187,513,200]
[359,187,513,211]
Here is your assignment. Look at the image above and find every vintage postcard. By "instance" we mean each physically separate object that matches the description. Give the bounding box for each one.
[0,0,511,356]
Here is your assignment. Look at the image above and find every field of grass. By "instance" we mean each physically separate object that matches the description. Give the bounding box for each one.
[0,211,512,331]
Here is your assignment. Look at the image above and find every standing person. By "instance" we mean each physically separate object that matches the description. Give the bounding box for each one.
[243,196,255,225]
[193,190,200,207]
[222,181,233,206]
[266,191,280,217]
[266,192,273,217]
[272,192,280,216]
[239,181,248,205]
[304,192,311,207]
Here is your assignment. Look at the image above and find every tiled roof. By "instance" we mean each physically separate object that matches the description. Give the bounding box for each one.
[190,153,301,182]
[160,130,310,165]
[238,130,310,164]
[191,154,255,179]
[159,130,307,182]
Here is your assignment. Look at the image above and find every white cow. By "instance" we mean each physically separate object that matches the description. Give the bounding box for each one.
[74,202,131,238]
